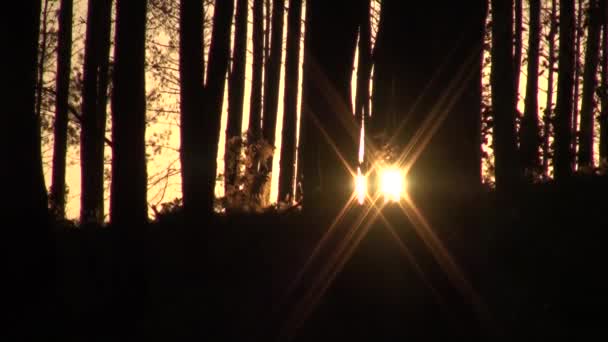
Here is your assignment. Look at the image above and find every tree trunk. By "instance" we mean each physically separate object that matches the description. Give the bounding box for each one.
[578,0,602,168]
[262,0,285,177]
[355,0,371,128]
[520,0,541,177]
[554,0,575,180]
[179,0,206,217]
[572,0,584,168]
[111,0,148,226]
[543,0,557,177]
[513,0,523,109]
[491,0,520,190]
[35,0,50,121]
[50,0,73,218]
[278,0,302,202]
[301,0,359,210]
[601,0,608,162]
[225,0,248,194]
[249,0,263,142]
[203,0,233,214]
[81,0,113,224]
[9,0,48,220]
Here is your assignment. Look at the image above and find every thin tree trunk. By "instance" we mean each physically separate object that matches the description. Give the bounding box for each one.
[50,0,73,218]
[35,0,50,121]
[179,0,206,216]
[578,0,602,168]
[491,0,520,190]
[572,0,583,168]
[249,0,263,141]
[81,0,113,224]
[513,0,523,109]
[554,0,575,180]
[202,0,233,214]
[111,0,148,226]
[543,0,557,177]
[262,0,285,177]
[520,0,541,177]
[355,0,371,128]
[601,0,608,162]
[224,0,248,195]
[278,0,302,202]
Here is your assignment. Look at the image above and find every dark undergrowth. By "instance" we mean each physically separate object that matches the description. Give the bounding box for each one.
[7,175,608,341]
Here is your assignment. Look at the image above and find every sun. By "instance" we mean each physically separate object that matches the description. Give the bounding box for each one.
[378,166,405,203]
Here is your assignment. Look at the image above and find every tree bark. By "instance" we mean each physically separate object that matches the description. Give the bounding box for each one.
[50,0,73,218]
[225,0,248,194]
[202,0,233,214]
[520,0,541,176]
[179,0,206,217]
[572,0,584,168]
[278,0,302,202]
[513,0,523,109]
[81,0,113,224]
[111,0,148,226]
[578,0,602,168]
[248,0,263,141]
[491,0,520,190]
[554,0,575,180]
[601,0,608,162]
[543,0,557,177]
[35,0,50,121]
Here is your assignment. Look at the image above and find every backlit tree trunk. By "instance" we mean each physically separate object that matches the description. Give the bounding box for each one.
[578,0,602,168]
[601,0,608,162]
[554,0,575,180]
[513,0,523,109]
[111,0,148,226]
[572,0,583,168]
[50,0,73,218]
[355,0,371,129]
[248,0,263,141]
[491,0,520,190]
[278,0,302,202]
[520,0,541,177]
[543,0,557,177]
[179,0,206,217]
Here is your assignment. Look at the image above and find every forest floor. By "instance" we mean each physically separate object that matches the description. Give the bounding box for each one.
[12,175,608,341]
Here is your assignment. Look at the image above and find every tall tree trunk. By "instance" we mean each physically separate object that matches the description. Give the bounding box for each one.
[295,0,311,202]
[202,0,233,214]
[513,0,523,109]
[278,0,302,202]
[491,0,520,190]
[355,0,371,128]
[111,0,148,226]
[301,0,359,210]
[179,0,206,217]
[578,0,602,168]
[572,0,584,168]
[249,0,263,141]
[50,0,73,218]
[81,0,113,224]
[262,0,285,178]
[601,0,608,162]
[554,0,575,180]
[9,0,48,220]
[520,0,541,177]
[543,0,557,177]
[225,0,248,194]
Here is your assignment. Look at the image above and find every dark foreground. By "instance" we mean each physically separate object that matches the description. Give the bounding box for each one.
[8,177,608,341]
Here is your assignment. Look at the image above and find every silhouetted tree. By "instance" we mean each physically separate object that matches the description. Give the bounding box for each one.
[491,0,520,189]
[301,0,359,210]
[543,0,557,176]
[81,0,113,224]
[179,0,206,217]
[278,0,302,202]
[520,0,541,177]
[202,0,233,213]
[225,0,248,194]
[554,0,575,180]
[10,0,48,220]
[578,0,602,168]
[35,0,50,122]
[248,0,263,142]
[262,0,285,174]
[111,0,148,226]
[50,0,73,218]
[601,0,608,162]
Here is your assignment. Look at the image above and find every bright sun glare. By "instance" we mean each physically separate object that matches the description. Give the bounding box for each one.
[379,167,404,203]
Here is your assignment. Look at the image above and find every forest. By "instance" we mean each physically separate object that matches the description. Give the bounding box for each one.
[6,0,608,340]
